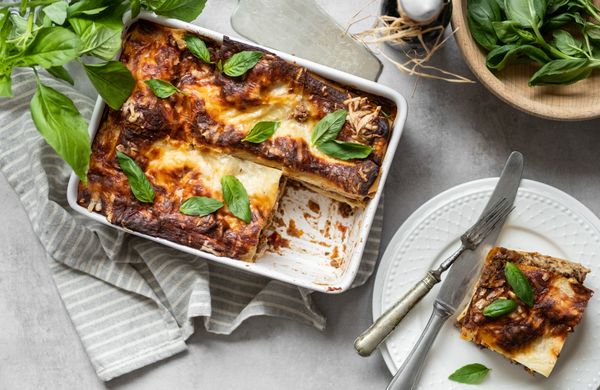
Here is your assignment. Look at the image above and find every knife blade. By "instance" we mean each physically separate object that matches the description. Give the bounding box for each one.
[386,151,524,390]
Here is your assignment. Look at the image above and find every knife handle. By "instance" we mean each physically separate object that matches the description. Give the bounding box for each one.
[354,271,441,357]
[386,302,452,390]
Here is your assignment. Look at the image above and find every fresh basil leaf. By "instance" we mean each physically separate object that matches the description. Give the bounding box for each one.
[448,363,491,384]
[84,61,135,109]
[504,262,535,306]
[46,65,75,85]
[131,0,141,18]
[222,51,263,77]
[529,58,592,85]
[492,21,535,44]
[483,298,517,317]
[30,78,90,185]
[553,30,583,56]
[184,34,211,63]
[0,73,12,97]
[145,0,208,22]
[467,0,501,50]
[311,109,347,146]
[180,196,223,216]
[487,44,550,70]
[543,12,584,31]
[504,0,546,28]
[492,21,522,44]
[43,2,68,25]
[242,121,280,143]
[221,175,251,223]
[144,78,180,98]
[317,140,373,160]
[67,0,113,17]
[585,22,600,41]
[116,151,155,203]
[17,27,81,68]
[69,18,121,61]
[546,0,570,15]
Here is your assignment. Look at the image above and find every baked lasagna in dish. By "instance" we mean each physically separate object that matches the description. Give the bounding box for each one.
[77,20,396,261]
[457,247,593,377]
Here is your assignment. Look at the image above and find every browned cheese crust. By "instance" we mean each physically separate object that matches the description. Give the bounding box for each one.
[117,20,396,202]
[457,247,593,376]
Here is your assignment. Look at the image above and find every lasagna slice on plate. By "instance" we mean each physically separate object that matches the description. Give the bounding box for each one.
[457,247,594,377]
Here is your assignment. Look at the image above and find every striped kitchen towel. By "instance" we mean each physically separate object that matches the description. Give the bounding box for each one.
[0,69,384,381]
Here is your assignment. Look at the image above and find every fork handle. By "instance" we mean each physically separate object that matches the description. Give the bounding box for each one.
[353,271,441,357]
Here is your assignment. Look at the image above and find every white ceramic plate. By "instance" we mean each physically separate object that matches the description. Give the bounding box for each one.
[373,178,600,390]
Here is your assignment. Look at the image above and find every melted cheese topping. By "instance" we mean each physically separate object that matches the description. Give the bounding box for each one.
[145,140,282,209]
[183,83,353,165]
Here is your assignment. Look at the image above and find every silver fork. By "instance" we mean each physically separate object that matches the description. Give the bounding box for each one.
[354,198,514,357]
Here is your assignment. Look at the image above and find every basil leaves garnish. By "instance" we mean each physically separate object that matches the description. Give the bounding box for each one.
[185,34,212,64]
[311,109,347,146]
[30,74,91,185]
[221,50,263,77]
[84,61,135,110]
[221,175,251,223]
[116,151,155,203]
[242,121,280,143]
[504,262,535,307]
[180,196,223,216]
[448,363,491,384]
[145,79,180,98]
[317,140,372,160]
[311,109,373,160]
[482,298,517,317]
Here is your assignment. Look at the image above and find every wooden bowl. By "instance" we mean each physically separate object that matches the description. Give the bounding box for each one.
[451,0,600,121]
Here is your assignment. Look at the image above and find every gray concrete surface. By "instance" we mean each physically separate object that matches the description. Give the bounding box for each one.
[1,1,599,389]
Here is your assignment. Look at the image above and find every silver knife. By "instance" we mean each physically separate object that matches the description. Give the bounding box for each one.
[386,151,524,390]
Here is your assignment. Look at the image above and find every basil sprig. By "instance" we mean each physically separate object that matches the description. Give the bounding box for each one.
[448,363,491,384]
[116,151,155,203]
[310,109,373,160]
[504,262,535,307]
[185,34,212,64]
[242,121,280,143]
[145,79,180,98]
[0,0,207,184]
[221,175,251,223]
[467,0,600,86]
[180,196,223,216]
[219,50,263,77]
[482,298,517,317]
[30,72,91,185]
[84,61,135,110]
[317,140,372,160]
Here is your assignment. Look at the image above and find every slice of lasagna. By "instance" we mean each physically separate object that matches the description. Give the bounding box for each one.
[118,20,396,206]
[78,111,285,262]
[457,247,593,377]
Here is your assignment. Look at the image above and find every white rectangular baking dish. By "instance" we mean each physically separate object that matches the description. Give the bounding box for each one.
[67,12,407,293]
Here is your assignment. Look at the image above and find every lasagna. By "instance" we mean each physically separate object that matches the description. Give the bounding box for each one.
[457,247,594,377]
[77,20,396,261]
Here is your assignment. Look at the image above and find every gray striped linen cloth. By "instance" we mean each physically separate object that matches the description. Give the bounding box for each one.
[0,69,384,381]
